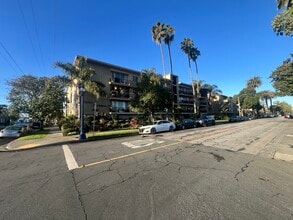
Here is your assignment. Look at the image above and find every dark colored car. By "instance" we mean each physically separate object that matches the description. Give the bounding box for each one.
[196,115,215,127]
[176,119,196,130]
[229,115,239,122]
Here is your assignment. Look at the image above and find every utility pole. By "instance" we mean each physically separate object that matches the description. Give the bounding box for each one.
[93,102,97,133]
[79,85,86,140]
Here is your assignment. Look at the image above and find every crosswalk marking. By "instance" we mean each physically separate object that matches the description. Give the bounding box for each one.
[62,145,78,170]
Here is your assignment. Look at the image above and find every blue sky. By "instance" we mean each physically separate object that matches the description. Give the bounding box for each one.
[0,0,292,106]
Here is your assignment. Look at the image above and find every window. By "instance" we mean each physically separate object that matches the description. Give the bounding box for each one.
[112,72,128,84]
[111,101,128,112]
[133,76,138,83]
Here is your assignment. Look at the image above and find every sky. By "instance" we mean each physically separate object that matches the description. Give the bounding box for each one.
[0,0,292,106]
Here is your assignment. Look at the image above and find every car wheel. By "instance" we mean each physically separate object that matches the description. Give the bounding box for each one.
[203,122,207,127]
[169,126,174,132]
[182,125,185,130]
[151,128,156,134]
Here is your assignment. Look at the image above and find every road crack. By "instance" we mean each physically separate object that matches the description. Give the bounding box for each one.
[234,159,254,181]
[71,170,87,220]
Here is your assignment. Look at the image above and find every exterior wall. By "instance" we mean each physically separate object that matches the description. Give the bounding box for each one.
[66,56,141,119]
[66,55,237,118]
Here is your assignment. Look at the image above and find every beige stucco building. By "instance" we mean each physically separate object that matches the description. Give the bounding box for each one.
[66,55,237,119]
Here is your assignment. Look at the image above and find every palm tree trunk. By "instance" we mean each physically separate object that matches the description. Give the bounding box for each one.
[188,58,196,114]
[167,43,173,76]
[195,60,200,115]
[265,98,269,112]
[167,43,175,116]
[159,43,166,77]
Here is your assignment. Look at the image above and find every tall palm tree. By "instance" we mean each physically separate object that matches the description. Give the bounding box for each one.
[180,38,197,114]
[55,56,105,140]
[247,76,262,90]
[259,91,270,112]
[190,46,201,99]
[162,24,175,76]
[152,22,166,77]
[277,0,292,9]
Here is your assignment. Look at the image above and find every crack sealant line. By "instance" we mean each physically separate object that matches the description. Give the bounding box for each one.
[77,141,181,169]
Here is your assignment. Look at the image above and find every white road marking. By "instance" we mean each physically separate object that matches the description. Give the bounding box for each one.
[274,152,293,162]
[122,139,165,149]
[287,134,293,137]
[62,145,78,170]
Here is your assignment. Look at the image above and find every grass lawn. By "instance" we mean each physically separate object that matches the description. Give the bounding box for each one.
[18,130,49,141]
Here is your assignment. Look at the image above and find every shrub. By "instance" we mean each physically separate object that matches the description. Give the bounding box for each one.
[59,115,79,136]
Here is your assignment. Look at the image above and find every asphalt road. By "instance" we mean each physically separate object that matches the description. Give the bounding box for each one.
[0,117,293,219]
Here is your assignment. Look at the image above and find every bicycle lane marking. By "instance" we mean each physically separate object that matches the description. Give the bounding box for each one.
[62,144,79,170]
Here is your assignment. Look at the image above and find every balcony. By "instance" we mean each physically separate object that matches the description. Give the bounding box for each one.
[110,90,130,100]
[178,90,193,96]
[179,100,194,105]
[110,107,130,113]
[109,78,133,87]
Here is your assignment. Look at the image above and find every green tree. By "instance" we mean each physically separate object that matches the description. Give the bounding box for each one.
[259,90,275,112]
[272,0,293,36]
[55,56,106,98]
[162,24,175,75]
[130,68,173,121]
[274,101,292,113]
[247,76,262,90]
[7,74,69,128]
[233,87,262,115]
[201,83,223,112]
[55,56,105,139]
[270,56,293,96]
[152,22,167,77]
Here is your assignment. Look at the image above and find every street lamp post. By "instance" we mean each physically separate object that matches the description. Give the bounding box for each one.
[79,85,86,140]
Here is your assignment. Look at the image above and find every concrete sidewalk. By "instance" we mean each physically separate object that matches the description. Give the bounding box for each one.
[0,127,80,152]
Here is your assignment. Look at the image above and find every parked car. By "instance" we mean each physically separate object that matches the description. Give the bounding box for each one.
[31,122,41,129]
[284,113,293,119]
[229,115,239,122]
[176,118,196,130]
[139,120,176,134]
[196,115,215,127]
[0,125,23,138]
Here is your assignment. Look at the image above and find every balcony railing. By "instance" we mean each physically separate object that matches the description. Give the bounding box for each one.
[110,107,130,113]
[109,78,134,86]
[179,100,194,105]
[110,90,130,99]
[179,90,193,95]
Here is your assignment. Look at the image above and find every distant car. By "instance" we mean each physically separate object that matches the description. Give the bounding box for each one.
[0,125,23,138]
[284,114,293,119]
[139,120,176,134]
[229,116,239,122]
[31,122,41,129]
[176,119,196,130]
[196,115,215,127]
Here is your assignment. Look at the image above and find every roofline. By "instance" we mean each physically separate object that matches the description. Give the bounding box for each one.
[75,55,140,75]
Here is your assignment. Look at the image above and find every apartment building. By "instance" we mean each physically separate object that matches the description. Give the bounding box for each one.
[66,56,141,119]
[66,56,236,119]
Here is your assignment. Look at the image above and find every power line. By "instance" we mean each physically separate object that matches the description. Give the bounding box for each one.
[0,41,24,74]
[30,0,46,72]
[17,0,43,73]
[0,46,19,76]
